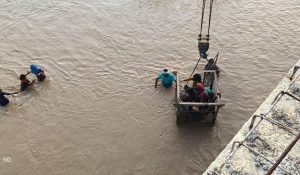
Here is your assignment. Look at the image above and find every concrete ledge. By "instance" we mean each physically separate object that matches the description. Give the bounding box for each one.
[204,60,300,175]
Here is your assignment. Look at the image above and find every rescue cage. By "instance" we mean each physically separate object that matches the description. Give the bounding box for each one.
[175,70,225,125]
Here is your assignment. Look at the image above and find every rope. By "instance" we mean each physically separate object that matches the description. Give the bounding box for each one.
[186,57,202,85]
[199,0,206,36]
[186,53,218,86]
[214,51,218,64]
[207,0,213,36]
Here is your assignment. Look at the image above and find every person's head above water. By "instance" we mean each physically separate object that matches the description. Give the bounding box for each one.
[20,74,26,80]
[162,69,169,77]
[30,64,41,75]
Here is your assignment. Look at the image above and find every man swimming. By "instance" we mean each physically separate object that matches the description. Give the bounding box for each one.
[29,64,46,82]
[20,73,35,92]
[0,89,18,106]
[155,69,177,88]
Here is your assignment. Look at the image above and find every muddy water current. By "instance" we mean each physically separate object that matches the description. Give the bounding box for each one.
[0,0,299,174]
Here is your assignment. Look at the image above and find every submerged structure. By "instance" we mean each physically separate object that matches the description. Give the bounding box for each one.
[204,61,300,175]
[175,68,224,125]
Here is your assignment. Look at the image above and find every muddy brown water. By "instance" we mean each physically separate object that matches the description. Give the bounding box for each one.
[0,0,299,174]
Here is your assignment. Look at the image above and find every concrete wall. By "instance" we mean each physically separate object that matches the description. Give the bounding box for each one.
[204,60,300,175]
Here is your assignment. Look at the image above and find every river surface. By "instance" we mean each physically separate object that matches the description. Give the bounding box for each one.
[0,0,299,174]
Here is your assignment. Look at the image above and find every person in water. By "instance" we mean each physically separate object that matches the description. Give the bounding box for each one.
[155,69,177,88]
[0,89,18,106]
[20,73,35,92]
[29,64,46,82]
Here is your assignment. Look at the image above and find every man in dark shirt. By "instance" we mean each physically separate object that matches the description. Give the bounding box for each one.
[20,73,35,92]
[0,89,18,106]
[205,59,220,76]
[180,85,196,102]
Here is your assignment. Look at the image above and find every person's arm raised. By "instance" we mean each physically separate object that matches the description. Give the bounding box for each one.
[25,71,31,76]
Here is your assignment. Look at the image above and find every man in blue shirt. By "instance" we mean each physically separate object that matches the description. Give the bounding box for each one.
[155,69,177,88]
[30,64,46,82]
